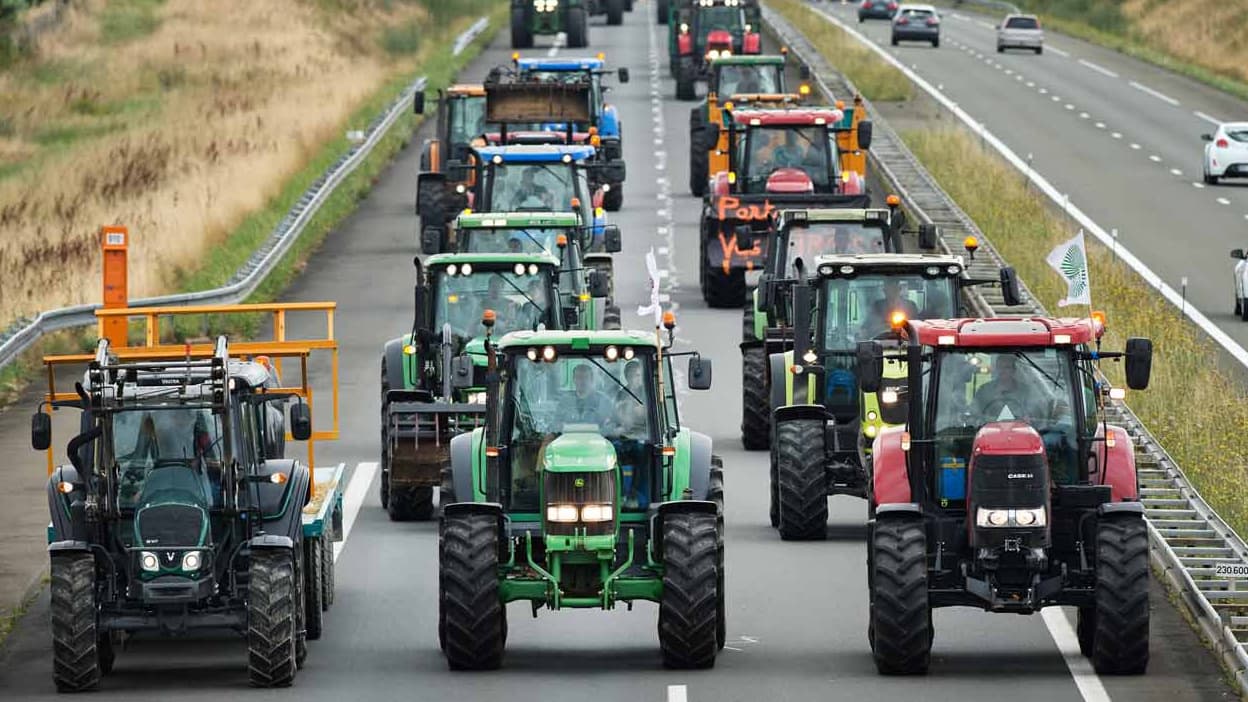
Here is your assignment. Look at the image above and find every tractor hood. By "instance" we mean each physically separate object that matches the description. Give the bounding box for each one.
[542,430,617,474]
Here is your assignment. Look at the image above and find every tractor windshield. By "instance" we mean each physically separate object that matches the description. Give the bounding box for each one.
[449,96,487,146]
[488,162,579,213]
[459,227,565,255]
[931,348,1079,486]
[742,126,835,193]
[697,7,745,36]
[717,64,783,95]
[433,267,554,339]
[783,223,888,275]
[820,273,957,350]
[505,351,657,511]
[112,407,223,510]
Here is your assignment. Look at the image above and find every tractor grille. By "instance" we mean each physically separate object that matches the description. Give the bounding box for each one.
[135,503,207,547]
[544,470,615,537]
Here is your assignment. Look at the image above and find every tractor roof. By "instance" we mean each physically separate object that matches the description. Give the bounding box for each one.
[475,144,597,163]
[711,54,785,66]
[496,329,659,351]
[446,84,485,97]
[516,57,605,71]
[732,107,844,126]
[910,317,1103,348]
[813,253,964,274]
[425,252,561,268]
[456,211,581,228]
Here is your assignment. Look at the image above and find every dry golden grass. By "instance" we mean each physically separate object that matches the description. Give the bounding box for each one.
[0,0,448,327]
[905,127,1248,537]
[1121,0,1248,85]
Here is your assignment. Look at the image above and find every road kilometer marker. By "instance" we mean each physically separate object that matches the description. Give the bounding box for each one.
[1216,563,1248,579]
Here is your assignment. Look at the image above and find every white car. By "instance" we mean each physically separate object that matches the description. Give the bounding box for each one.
[996,14,1043,54]
[1203,123,1248,184]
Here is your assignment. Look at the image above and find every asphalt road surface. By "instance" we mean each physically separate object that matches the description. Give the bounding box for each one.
[0,3,1236,700]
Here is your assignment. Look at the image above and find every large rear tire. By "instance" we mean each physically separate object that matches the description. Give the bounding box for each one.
[510,10,533,49]
[775,420,828,540]
[606,0,624,25]
[441,512,507,670]
[657,0,670,24]
[380,358,393,510]
[567,8,589,49]
[603,183,624,211]
[676,58,697,101]
[659,512,719,669]
[740,345,769,451]
[322,534,335,608]
[689,127,710,196]
[709,458,726,650]
[248,549,299,688]
[1089,516,1150,674]
[303,537,325,640]
[869,517,931,675]
[51,552,102,693]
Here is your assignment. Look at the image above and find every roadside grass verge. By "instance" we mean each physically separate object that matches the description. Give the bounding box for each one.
[904,126,1248,538]
[767,0,913,102]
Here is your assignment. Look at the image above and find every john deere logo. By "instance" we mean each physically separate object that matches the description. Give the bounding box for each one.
[574,478,585,489]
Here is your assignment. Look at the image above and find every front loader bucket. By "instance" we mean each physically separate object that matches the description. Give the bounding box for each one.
[385,393,485,490]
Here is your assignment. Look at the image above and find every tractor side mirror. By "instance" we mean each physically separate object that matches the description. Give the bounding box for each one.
[413,91,426,115]
[413,257,428,331]
[917,223,938,250]
[1000,266,1022,307]
[757,276,772,310]
[799,64,812,80]
[857,120,873,150]
[1232,248,1246,260]
[1124,338,1153,390]
[451,355,476,389]
[1201,133,1214,142]
[31,412,51,451]
[618,67,630,83]
[688,356,713,390]
[588,269,611,298]
[856,341,884,393]
[421,226,442,255]
[603,224,622,253]
[290,403,312,441]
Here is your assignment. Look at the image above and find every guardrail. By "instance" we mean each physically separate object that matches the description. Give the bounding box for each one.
[0,17,490,371]
[763,3,1248,693]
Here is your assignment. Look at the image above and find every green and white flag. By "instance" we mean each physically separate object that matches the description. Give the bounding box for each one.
[1045,231,1091,307]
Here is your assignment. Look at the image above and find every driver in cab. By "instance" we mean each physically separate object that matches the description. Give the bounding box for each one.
[860,279,920,338]
[972,354,1048,422]
[559,363,614,428]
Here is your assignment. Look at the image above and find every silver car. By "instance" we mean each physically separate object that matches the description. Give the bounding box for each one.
[996,14,1044,54]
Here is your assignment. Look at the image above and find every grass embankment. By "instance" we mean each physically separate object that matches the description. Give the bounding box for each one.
[768,0,913,102]
[0,0,497,329]
[0,0,504,402]
[984,0,1248,102]
[767,0,1248,536]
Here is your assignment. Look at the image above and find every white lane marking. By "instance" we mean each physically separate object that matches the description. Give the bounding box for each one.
[1051,95,1060,102]
[667,685,689,702]
[1065,104,1075,111]
[333,461,379,562]
[1194,182,1206,189]
[1149,154,1162,162]
[1077,58,1119,79]
[546,32,566,57]
[1218,197,1232,205]
[1079,112,1090,119]
[1170,168,1183,176]
[975,19,994,29]
[1130,142,1141,149]
[1041,609,1112,702]
[1111,132,1122,139]
[1095,122,1106,129]
[1026,81,1035,87]
[1129,80,1180,106]
[1194,110,1224,126]
[1038,87,1048,94]
[1045,45,1071,57]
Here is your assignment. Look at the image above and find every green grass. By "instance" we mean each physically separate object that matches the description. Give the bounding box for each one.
[381,22,423,55]
[99,0,165,44]
[767,0,913,102]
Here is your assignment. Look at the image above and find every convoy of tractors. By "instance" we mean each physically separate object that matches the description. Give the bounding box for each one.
[23,0,1156,693]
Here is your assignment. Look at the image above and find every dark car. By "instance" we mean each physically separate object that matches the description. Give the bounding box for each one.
[859,0,898,21]
[891,4,940,47]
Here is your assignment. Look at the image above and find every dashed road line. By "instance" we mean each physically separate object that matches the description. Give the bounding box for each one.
[1148,154,1162,162]
[1129,80,1180,106]
[1077,58,1119,79]
[1111,132,1122,139]
[1045,45,1071,57]
[1041,609,1112,702]
[1218,197,1232,205]
[1194,110,1224,126]
[667,685,689,702]
[1194,182,1206,189]
[1170,168,1183,177]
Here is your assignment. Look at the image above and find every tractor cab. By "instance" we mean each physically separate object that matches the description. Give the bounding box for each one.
[414,85,488,241]
[708,54,787,98]
[671,0,763,99]
[856,316,1155,674]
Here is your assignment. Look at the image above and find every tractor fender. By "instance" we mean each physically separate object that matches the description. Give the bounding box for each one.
[383,336,412,392]
[1096,424,1138,502]
[768,351,791,412]
[420,138,443,173]
[255,458,311,542]
[448,429,483,504]
[871,427,911,505]
[249,534,295,550]
[1097,501,1144,518]
[874,502,921,519]
[649,499,719,555]
[600,135,623,163]
[774,404,827,425]
[47,540,91,553]
[47,464,84,543]
[443,501,504,520]
[598,106,621,140]
[684,429,715,502]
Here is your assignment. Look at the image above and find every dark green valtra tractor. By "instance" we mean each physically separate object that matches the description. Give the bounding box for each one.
[512,0,591,49]
[438,322,724,669]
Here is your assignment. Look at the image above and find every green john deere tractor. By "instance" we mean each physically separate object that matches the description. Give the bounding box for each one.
[381,251,610,521]
[438,323,724,669]
[765,251,1020,539]
[512,0,591,49]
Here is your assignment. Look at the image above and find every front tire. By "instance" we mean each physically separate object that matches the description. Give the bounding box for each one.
[51,552,102,692]
[703,267,746,308]
[248,549,299,688]
[566,8,589,49]
[441,512,507,670]
[740,345,770,451]
[676,58,697,101]
[659,512,720,669]
[510,10,533,49]
[657,0,670,24]
[1088,516,1149,674]
[389,485,436,521]
[709,458,726,650]
[775,420,828,540]
[304,537,325,640]
[869,517,931,675]
[606,0,624,25]
[603,183,624,211]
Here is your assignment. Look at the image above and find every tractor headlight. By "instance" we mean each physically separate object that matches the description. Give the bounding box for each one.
[466,392,487,405]
[976,507,1046,528]
[181,551,202,571]
[580,504,614,522]
[546,504,579,522]
[977,509,1010,527]
[140,551,160,572]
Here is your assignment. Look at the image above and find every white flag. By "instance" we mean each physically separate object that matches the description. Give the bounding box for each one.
[1045,231,1091,307]
[636,248,663,326]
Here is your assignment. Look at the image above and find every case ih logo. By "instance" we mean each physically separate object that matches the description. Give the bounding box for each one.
[1007,473,1035,480]
[715,196,776,222]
